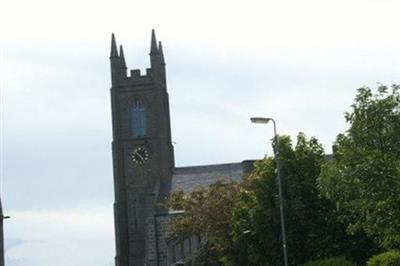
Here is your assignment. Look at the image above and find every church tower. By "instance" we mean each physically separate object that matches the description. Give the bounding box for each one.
[110,30,174,266]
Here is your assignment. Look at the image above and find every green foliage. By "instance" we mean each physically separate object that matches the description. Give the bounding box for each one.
[367,250,400,266]
[166,181,243,265]
[226,133,352,265]
[302,257,355,266]
[319,85,400,249]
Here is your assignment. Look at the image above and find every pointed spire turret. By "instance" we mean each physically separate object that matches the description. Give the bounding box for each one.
[119,45,127,69]
[159,41,165,65]
[149,30,165,80]
[110,33,126,86]
[150,29,159,54]
[110,33,119,58]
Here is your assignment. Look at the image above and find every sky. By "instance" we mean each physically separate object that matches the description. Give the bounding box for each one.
[1,0,400,265]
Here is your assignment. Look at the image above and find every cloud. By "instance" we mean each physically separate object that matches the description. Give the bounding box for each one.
[5,204,114,266]
[1,0,400,263]
[2,8,400,208]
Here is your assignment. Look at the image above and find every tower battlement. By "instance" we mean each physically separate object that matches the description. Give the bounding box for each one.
[110,30,166,88]
[116,68,154,87]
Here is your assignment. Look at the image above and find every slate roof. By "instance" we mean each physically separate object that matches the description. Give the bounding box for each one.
[171,161,256,194]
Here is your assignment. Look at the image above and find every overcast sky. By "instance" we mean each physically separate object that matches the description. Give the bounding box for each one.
[1,0,400,265]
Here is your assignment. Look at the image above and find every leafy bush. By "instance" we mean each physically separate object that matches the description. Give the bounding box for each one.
[367,250,400,266]
[303,257,354,266]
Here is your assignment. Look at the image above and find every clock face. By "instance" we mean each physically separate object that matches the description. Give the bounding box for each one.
[130,146,149,165]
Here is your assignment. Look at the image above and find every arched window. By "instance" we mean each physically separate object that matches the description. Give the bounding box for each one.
[131,100,146,137]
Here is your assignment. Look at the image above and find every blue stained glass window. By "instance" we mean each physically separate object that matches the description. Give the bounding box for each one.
[131,100,146,137]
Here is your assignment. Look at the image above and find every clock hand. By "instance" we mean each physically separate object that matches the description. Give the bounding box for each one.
[136,152,145,162]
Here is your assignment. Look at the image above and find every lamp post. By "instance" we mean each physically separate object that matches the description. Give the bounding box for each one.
[250,117,288,266]
[0,196,9,266]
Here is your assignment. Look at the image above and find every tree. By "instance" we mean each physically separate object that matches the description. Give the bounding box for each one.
[318,85,400,249]
[227,133,355,266]
[166,181,244,265]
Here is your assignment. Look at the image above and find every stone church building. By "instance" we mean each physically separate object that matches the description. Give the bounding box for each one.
[110,30,253,266]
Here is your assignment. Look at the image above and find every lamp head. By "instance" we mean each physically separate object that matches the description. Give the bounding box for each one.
[250,117,271,124]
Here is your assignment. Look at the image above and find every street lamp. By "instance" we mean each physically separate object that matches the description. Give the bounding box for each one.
[0,197,9,266]
[250,117,288,266]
